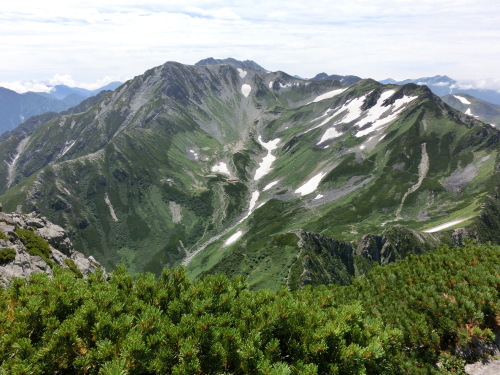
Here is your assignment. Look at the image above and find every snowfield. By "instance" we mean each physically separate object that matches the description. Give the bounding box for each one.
[306,90,418,139]
[254,136,280,180]
[211,162,230,175]
[454,95,471,105]
[263,180,279,191]
[225,230,243,245]
[333,95,367,124]
[241,84,252,97]
[248,191,260,213]
[309,88,347,104]
[237,68,247,78]
[355,94,418,137]
[465,108,478,118]
[423,217,471,233]
[355,90,395,127]
[318,127,342,144]
[295,171,327,196]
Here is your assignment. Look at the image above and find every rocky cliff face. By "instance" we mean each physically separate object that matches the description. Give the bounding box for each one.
[0,208,105,287]
[355,226,441,264]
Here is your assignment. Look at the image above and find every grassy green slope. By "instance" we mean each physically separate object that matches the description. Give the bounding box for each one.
[1,62,498,288]
[442,93,500,127]
[187,83,500,288]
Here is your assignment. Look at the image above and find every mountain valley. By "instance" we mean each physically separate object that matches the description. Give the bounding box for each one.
[0,59,498,290]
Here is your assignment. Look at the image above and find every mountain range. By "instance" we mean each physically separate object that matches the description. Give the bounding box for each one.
[0,82,122,134]
[441,93,500,127]
[0,59,498,290]
[381,75,500,105]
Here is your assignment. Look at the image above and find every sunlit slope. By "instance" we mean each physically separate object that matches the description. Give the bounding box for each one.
[187,81,499,287]
[0,62,347,273]
[1,60,498,286]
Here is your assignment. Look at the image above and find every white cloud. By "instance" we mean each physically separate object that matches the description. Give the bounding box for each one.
[452,78,500,93]
[0,1,499,86]
[0,74,122,94]
[0,80,52,94]
[49,74,77,87]
[184,6,241,20]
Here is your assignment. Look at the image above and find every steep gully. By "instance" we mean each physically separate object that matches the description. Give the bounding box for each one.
[396,142,429,219]
[182,135,280,266]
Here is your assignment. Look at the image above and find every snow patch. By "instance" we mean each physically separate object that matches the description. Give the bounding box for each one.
[334,95,366,124]
[248,191,260,213]
[239,191,260,223]
[423,217,471,233]
[237,68,247,78]
[263,180,279,191]
[189,149,199,160]
[104,193,118,221]
[295,171,327,196]
[225,230,243,246]
[318,127,342,144]
[465,108,478,118]
[60,141,76,157]
[355,94,418,137]
[211,162,230,175]
[268,80,274,88]
[254,136,280,180]
[359,136,378,151]
[311,94,368,131]
[454,95,471,105]
[309,88,347,104]
[314,194,323,200]
[241,84,251,97]
[355,90,395,127]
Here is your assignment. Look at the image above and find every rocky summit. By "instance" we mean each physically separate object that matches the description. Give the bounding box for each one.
[0,58,498,289]
[0,207,105,287]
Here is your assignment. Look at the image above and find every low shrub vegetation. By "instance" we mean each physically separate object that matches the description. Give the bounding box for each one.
[0,242,498,374]
[0,248,16,263]
[15,228,53,265]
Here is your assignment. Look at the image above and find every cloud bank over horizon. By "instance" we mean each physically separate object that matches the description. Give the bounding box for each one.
[1,1,500,93]
[0,74,121,94]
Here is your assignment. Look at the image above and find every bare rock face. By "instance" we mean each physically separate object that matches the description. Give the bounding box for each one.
[465,359,500,375]
[0,210,105,287]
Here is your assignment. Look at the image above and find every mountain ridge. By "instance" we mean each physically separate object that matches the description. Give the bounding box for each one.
[0,82,123,134]
[195,57,267,72]
[381,75,500,105]
[441,93,500,127]
[0,59,498,289]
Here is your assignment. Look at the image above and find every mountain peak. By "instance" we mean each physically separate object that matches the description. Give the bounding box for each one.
[309,72,362,85]
[195,57,267,72]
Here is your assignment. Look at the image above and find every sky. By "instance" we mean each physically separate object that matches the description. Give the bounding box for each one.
[1,0,500,93]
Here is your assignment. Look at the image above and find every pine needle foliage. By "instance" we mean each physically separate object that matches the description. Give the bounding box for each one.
[0,248,16,263]
[0,242,498,374]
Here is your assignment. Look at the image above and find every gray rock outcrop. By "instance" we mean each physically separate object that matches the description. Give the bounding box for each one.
[0,210,105,287]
